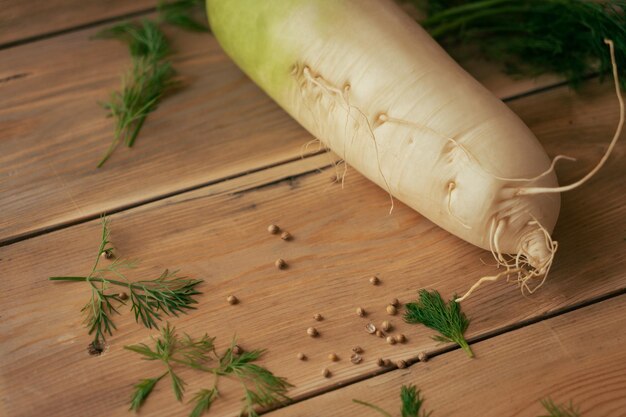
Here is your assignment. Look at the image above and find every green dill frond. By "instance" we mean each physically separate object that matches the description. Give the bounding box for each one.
[158,0,210,32]
[128,269,203,329]
[98,58,176,166]
[49,217,202,344]
[401,385,432,417]
[94,19,169,61]
[404,289,473,358]
[353,384,432,417]
[415,0,626,89]
[540,398,581,417]
[129,375,166,411]
[189,388,218,417]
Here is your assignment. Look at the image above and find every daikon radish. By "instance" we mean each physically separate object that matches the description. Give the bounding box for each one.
[206,0,622,299]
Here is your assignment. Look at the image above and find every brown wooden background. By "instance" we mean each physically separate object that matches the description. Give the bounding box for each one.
[1,2,625,416]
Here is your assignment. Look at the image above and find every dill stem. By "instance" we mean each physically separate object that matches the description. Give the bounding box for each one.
[352,400,393,417]
[49,276,129,288]
[427,6,532,38]
[457,338,474,358]
[422,0,515,25]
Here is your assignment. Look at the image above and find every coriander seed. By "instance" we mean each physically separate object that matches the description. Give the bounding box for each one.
[390,298,400,307]
[322,368,331,378]
[268,224,280,234]
[369,276,380,285]
[297,352,307,361]
[101,249,114,259]
[395,334,407,343]
[350,353,363,364]
[232,345,243,355]
[376,358,385,367]
[396,359,407,369]
[313,313,323,321]
[365,323,376,334]
[352,346,363,354]
[386,336,396,345]
[417,352,428,362]
[227,295,238,305]
[386,304,397,315]
[356,307,366,317]
[328,353,339,362]
[275,258,287,269]
[307,327,318,337]
[281,231,292,241]
[118,292,128,301]
[381,320,392,331]
[375,330,384,338]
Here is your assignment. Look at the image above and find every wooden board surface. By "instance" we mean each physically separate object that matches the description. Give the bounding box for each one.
[0,0,154,46]
[268,293,626,417]
[1,79,624,416]
[0,18,560,246]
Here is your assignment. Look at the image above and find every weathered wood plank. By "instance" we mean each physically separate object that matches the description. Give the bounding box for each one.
[0,16,558,245]
[268,294,626,417]
[1,81,623,416]
[0,0,154,46]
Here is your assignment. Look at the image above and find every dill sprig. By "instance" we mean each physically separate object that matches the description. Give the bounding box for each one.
[411,0,626,89]
[94,19,170,60]
[125,325,292,416]
[49,217,203,346]
[404,289,473,358]
[158,0,209,32]
[353,385,432,417]
[540,398,581,417]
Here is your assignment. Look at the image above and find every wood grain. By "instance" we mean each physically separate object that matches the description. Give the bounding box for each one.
[1,80,624,416]
[0,0,154,46]
[268,294,626,417]
[0,17,560,245]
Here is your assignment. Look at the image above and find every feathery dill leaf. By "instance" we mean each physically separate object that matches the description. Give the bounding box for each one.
[125,326,291,415]
[404,289,473,358]
[94,19,169,61]
[49,217,202,345]
[540,398,581,417]
[158,0,209,32]
[353,384,432,417]
[189,388,218,417]
[410,0,626,89]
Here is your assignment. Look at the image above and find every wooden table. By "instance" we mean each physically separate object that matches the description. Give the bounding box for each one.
[1,3,625,416]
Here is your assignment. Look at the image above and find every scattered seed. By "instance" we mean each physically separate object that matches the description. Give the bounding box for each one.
[227,295,239,305]
[376,358,385,367]
[396,359,407,369]
[322,368,331,378]
[275,258,287,269]
[101,249,114,259]
[307,327,319,337]
[386,304,397,315]
[268,224,280,234]
[297,352,307,361]
[395,334,407,343]
[386,336,396,345]
[381,320,392,332]
[313,313,324,321]
[390,298,400,307]
[356,307,366,317]
[118,292,128,301]
[350,353,363,364]
[328,353,339,362]
[281,231,292,241]
[87,341,105,356]
[417,352,428,362]
[369,276,380,285]
[352,346,363,354]
[375,330,385,338]
[232,345,243,355]
[365,323,377,334]
[384,359,392,366]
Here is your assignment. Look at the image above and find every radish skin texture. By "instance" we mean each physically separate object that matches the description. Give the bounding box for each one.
[207,0,562,291]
